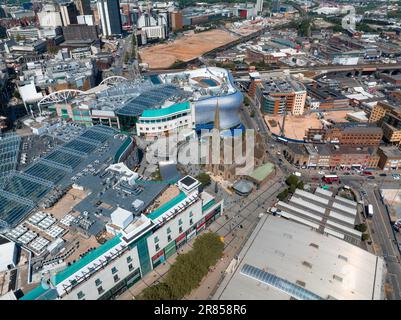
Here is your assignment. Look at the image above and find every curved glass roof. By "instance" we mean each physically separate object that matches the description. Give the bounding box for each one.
[240,263,323,300]
[116,84,187,117]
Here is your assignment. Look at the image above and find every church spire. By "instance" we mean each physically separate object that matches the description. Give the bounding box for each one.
[213,98,220,131]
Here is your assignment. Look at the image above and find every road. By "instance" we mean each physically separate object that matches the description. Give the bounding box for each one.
[186,173,286,299]
[366,186,401,299]
[232,62,401,77]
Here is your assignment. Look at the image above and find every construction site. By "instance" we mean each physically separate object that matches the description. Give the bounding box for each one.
[139,29,239,69]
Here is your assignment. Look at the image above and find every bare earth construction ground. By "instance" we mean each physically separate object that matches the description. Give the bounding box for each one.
[139,29,239,69]
[265,113,322,141]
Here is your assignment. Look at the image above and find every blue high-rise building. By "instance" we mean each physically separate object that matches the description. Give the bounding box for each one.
[272,0,280,13]
[97,0,122,36]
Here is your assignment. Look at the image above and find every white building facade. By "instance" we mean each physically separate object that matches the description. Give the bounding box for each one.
[135,101,194,138]
[20,176,223,300]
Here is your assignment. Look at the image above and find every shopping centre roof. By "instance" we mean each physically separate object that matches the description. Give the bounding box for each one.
[116,84,187,117]
[0,125,118,230]
[140,101,190,118]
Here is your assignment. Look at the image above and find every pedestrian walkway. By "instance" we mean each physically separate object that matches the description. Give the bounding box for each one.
[117,174,283,300]
[116,241,194,300]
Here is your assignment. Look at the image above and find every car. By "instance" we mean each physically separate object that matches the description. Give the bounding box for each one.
[363,171,373,175]
[367,176,375,180]
[343,172,350,175]
[379,173,387,177]
[394,176,400,180]
[318,171,325,175]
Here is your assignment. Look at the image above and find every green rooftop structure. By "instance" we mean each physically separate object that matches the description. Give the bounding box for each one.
[54,235,123,285]
[247,162,275,185]
[146,191,187,221]
[202,198,216,212]
[140,102,190,119]
[20,235,123,300]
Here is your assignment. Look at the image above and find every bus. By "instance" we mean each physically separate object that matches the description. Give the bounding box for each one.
[367,204,374,218]
[322,175,339,183]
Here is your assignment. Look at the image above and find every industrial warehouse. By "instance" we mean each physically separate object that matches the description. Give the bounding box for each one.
[214,216,385,300]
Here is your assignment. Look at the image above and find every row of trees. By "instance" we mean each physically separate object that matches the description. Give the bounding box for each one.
[138,233,224,300]
[196,172,211,188]
[355,223,370,241]
[123,34,137,64]
[277,174,304,201]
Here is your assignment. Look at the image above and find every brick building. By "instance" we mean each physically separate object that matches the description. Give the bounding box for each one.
[306,123,383,146]
[324,124,383,146]
[377,146,401,170]
[369,101,401,143]
[306,83,350,110]
[284,143,379,169]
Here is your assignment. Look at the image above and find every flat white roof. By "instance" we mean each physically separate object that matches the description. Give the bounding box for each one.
[214,216,385,300]
[294,189,329,205]
[326,220,362,237]
[334,195,357,207]
[329,210,355,226]
[315,187,333,197]
[324,227,345,240]
[332,201,357,216]
[290,196,326,214]
[277,201,323,222]
[0,241,17,272]
[279,211,320,229]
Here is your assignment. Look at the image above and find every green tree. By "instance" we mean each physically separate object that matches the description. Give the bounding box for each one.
[196,173,211,188]
[277,189,289,201]
[355,223,367,233]
[286,175,299,187]
[137,233,224,300]
[170,59,185,69]
[47,46,59,55]
[289,183,297,194]
[13,90,21,100]
[361,233,370,241]
[124,51,130,64]
[152,167,162,181]
[297,181,304,190]
[15,34,25,42]
[243,96,251,106]
[131,33,137,58]
[140,282,174,300]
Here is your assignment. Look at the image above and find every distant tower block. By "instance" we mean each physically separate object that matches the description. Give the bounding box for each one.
[256,0,263,14]
[272,0,280,13]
